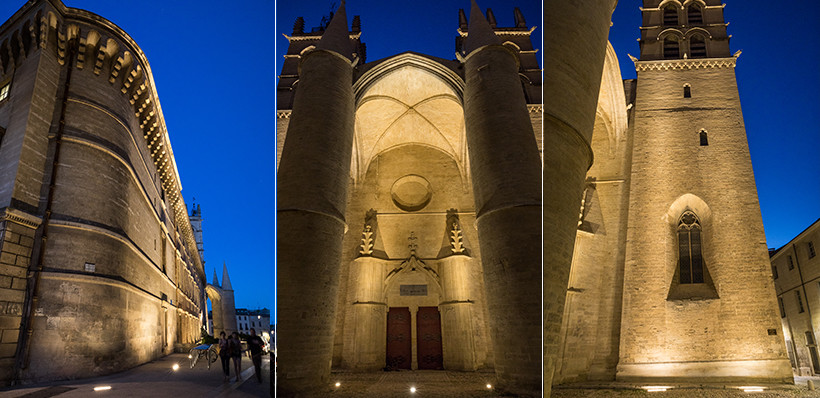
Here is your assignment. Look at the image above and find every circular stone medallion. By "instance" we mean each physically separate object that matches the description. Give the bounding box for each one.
[391,175,432,212]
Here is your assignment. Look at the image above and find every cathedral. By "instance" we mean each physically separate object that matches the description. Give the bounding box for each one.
[277,0,791,396]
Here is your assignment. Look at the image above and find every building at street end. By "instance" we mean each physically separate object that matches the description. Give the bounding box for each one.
[771,218,820,375]
[0,0,206,385]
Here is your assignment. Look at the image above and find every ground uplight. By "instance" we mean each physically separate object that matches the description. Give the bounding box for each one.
[335,382,341,387]
[410,386,417,393]
[172,363,180,371]
[93,386,112,392]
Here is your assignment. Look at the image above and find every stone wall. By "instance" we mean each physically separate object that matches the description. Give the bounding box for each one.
[0,0,204,385]
[619,61,792,382]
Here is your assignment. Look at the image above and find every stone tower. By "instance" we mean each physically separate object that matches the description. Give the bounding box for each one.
[190,201,204,264]
[618,0,792,382]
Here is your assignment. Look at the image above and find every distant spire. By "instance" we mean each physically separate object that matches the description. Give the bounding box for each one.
[464,0,501,55]
[212,268,219,286]
[486,8,497,28]
[293,16,305,34]
[513,7,526,28]
[458,9,468,30]
[316,0,352,60]
[222,262,233,291]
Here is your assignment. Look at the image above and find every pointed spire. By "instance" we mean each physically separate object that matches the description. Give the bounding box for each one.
[464,0,501,55]
[513,7,526,28]
[222,262,233,291]
[212,268,219,286]
[458,9,468,30]
[316,0,352,60]
[486,8,497,28]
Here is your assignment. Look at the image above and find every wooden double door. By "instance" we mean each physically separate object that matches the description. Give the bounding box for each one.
[386,307,443,370]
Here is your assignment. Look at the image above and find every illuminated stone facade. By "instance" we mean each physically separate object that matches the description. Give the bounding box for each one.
[552,0,792,385]
[0,0,205,385]
[277,0,791,395]
[772,219,820,376]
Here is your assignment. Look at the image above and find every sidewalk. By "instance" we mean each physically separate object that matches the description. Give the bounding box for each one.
[0,352,270,398]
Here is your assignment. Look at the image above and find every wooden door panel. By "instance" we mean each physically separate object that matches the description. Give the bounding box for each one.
[416,306,443,370]
[386,307,411,369]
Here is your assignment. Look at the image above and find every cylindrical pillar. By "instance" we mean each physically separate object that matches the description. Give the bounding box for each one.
[349,256,387,370]
[464,44,542,396]
[276,47,355,395]
[439,254,476,371]
[543,0,617,395]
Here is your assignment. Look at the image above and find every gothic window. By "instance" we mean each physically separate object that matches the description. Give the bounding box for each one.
[796,290,805,313]
[663,5,679,26]
[690,34,707,58]
[683,84,691,98]
[687,4,703,25]
[699,130,708,146]
[663,37,680,59]
[677,211,704,284]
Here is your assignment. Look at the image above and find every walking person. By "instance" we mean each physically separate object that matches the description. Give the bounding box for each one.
[247,328,265,383]
[218,331,232,382]
[230,331,242,382]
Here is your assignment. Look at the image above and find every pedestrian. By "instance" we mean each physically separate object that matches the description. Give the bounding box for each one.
[230,331,242,381]
[218,331,231,382]
[247,328,265,383]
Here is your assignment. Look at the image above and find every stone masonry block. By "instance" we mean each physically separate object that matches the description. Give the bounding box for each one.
[10,278,25,290]
[0,316,21,330]
[0,276,10,289]
[1,328,19,344]
[0,342,15,358]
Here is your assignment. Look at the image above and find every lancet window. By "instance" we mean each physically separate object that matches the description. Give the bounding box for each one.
[678,211,704,284]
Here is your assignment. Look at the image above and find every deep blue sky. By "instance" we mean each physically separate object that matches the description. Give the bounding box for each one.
[610,1,820,249]
[0,1,275,312]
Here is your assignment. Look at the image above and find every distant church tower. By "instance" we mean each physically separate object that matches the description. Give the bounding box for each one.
[618,0,792,382]
[190,200,204,265]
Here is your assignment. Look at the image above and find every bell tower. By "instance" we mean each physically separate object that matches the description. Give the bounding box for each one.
[619,0,793,384]
[638,0,731,60]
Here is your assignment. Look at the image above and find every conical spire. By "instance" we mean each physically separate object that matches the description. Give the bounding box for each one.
[464,0,501,55]
[316,0,352,60]
[212,268,219,286]
[222,262,233,291]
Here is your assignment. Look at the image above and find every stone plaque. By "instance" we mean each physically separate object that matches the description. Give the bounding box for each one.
[400,284,427,296]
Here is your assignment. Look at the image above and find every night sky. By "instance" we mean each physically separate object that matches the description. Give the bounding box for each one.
[0,0,275,313]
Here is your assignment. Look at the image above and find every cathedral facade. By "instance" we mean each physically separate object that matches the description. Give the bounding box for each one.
[0,0,206,385]
[278,0,791,395]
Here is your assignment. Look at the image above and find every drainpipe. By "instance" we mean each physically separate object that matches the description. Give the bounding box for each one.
[12,40,75,384]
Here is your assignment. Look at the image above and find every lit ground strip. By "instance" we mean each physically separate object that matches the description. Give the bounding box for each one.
[738,386,766,392]
[93,386,112,391]
[641,386,672,392]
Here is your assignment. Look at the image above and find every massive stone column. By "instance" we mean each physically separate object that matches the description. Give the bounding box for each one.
[439,211,477,371]
[276,2,355,395]
[462,2,542,395]
[543,1,617,394]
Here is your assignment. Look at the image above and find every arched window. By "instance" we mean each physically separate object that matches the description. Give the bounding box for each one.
[678,211,704,284]
[663,37,680,59]
[699,130,708,146]
[663,5,679,26]
[683,83,691,98]
[690,34,707,58]
[687,4,703,25]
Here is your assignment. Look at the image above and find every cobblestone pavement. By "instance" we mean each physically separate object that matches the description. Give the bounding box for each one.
[0,352,270,397]
[554,377,820,398]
